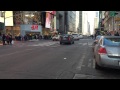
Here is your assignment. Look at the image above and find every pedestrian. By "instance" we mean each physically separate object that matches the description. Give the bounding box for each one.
[91,35,93,39]
[6,34,10,45]
[9,34,13,45]
[2,34,6,45]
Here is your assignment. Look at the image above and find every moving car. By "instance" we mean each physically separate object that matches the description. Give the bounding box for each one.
[93,36,120,70]
[72,34,80,40]
[60,34,74,45]
[52,35,60,41]
[79,34,83,39]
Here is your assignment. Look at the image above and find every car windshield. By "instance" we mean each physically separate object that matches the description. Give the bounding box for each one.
[104,38,120,46]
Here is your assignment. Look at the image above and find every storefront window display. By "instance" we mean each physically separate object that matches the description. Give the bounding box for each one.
[13,11,41,25]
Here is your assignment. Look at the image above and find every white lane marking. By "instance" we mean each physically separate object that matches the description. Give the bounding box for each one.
[77,53,86,70]
[83,43,87,45]
[78,43,83,44]
[28,42,57,47]
[88,42,93,46]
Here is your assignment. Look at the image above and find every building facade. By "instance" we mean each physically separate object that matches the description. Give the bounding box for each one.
[87,21,90,35]
[0,11,57,37]
[65,11,76,34]
[75,11,80,33]
[82,11,88,35]
[79,11,82,34]
[56,11,65,34]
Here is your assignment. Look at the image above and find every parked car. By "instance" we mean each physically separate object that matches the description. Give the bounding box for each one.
[52,35,60,41]
[79,34,83,39]
[93,36,120,70]
[92,35,102,51]
[60,34,74,45]
[72,34,80,40]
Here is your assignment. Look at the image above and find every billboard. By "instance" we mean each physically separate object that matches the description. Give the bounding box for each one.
[45,12,51,28]
[0,11,13,26]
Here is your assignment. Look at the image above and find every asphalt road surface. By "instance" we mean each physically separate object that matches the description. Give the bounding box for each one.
[0,39,120,79]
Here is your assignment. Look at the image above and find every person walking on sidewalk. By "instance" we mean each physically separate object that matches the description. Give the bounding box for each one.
[2,34,6,45]
[6,34,10,45]
[9,34,13,45]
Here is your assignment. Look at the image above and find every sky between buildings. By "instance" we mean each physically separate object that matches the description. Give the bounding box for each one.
[87,11,99,35]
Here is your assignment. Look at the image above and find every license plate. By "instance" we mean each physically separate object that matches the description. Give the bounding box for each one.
[63,38,66,40]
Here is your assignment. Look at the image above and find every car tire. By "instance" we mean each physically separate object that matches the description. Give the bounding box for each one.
[95,62,101,70]
[60,42,62,45]
[73,41,74,44]
[70,42,72,45]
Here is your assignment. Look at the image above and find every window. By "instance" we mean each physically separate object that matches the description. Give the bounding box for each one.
[104,38,120,46]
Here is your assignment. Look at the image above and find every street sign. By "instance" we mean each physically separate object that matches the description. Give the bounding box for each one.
[109,11,116,17]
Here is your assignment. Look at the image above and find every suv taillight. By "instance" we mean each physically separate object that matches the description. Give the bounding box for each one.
[98,47,107,54]
[68,37,71,41]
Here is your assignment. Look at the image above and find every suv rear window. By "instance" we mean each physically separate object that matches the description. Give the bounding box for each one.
[72,34,78,35]
[104,38,120,46]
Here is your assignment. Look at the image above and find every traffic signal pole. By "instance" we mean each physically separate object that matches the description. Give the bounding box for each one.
[113,16,114,31]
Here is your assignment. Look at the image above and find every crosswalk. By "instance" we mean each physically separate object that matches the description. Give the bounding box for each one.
[28,41,59,47]
[28,42,93,47]
[6,40,94,48]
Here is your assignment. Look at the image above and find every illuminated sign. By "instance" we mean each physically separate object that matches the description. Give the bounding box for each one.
[31,25,38,30]
[45,12,51,28]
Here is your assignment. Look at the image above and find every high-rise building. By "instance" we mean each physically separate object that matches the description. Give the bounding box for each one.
[56,11,65,34]
[87,21,90,35]
[79,11,82,34]
[82,11,88,35]
[75,11,79,33]
[65,11,76,34]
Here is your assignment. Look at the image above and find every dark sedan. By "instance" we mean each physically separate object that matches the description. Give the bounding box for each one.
[60,34,74,45]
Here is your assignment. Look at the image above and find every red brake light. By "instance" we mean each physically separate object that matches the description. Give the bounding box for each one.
[68,37,71,41]
[98,47,107,54]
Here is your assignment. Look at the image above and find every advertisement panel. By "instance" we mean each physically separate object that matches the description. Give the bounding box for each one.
[45,11,56,29]
[45,12,51,28]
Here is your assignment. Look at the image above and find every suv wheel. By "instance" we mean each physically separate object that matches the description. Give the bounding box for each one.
[60,42,62,45]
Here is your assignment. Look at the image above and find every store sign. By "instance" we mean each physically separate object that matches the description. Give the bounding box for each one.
[20,25,42,32]
[31,25,38,30]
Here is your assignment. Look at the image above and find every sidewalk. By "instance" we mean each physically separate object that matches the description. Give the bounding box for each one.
[28,39,39,42]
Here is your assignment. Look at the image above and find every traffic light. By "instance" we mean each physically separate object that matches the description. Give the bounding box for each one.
[0,22,4,30]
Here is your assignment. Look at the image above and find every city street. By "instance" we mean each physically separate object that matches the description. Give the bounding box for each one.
[0,39,120,79]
